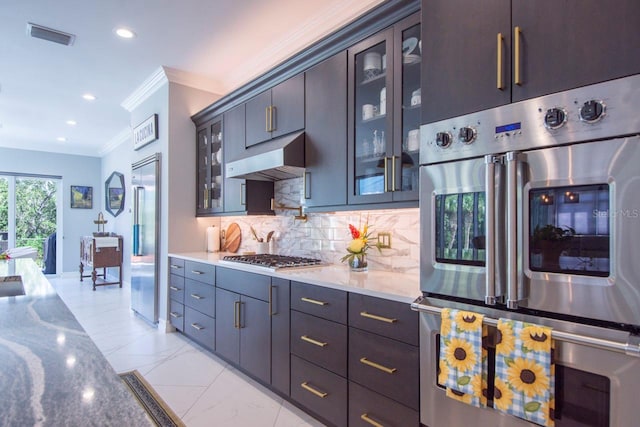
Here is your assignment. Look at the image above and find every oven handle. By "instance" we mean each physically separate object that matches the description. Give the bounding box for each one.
[411,296,640,358]
[485,154,499,305]
[505,151,521,309]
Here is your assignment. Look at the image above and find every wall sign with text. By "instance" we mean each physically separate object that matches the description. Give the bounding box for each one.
[133,114,158,150]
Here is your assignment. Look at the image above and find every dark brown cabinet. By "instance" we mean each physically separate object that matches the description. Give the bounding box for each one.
[245,74,305,147]
[290,282,420,426]
[290,282,349,426]
[222,104,246,213]
[270,277,291,396]
[215,267,287,388]
[304,52,348,209]
[194,104,274,216]
[168,257,186,331]
[196,116,224,214]
[180,261,216,351]
[421,0,640,124]
[291,355,348,427]
[348,293,420,423]
[348,13,421,205]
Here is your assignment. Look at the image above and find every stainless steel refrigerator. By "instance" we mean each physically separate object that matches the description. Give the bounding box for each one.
[131,153,160,324]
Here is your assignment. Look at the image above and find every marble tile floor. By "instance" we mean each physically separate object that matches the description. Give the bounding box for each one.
[49,276,325,427]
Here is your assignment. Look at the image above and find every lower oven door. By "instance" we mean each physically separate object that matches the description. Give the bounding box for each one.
[415,298,640,427]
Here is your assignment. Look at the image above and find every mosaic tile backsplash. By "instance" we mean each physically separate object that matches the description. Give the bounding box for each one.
[217,178,420,274]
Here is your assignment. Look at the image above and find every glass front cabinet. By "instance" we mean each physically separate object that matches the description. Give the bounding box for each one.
[196,116,224,215]
[348,12,421,205]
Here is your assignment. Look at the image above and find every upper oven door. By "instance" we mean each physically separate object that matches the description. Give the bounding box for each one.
[420,156,505,303]
[515,136,640,325]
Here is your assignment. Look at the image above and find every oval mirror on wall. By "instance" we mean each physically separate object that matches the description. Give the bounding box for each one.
[105,171,125,217]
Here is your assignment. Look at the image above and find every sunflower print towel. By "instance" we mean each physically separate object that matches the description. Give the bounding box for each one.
[495,319,555,427]
[439,308,488,407]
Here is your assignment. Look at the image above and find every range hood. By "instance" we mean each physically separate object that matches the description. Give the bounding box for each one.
[226,131,305,181]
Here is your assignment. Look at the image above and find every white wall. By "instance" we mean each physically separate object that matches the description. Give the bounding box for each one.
[0,147,102,273]
[101,140,133,282]
[129,81,218,329]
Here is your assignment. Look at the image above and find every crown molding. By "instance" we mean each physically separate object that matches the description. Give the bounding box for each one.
[121,66,221,112]
[98,127,130,156]
[120,67,168,112]
[225,0,384,90]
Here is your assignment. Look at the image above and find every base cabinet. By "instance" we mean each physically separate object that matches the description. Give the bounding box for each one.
[348,381,418,427]
[291,355,348,427]
[184,306,215,351]
[169,258,419,427]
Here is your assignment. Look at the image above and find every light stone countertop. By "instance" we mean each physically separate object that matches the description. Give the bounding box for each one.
[0,259,152,426]
[169,251,421,304]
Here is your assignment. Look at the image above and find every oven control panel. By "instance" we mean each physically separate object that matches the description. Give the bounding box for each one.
[419,74,640,165]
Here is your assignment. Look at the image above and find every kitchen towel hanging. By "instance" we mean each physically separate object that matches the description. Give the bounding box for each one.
[206,226,220,252]
[495,319,555,427]
[439,308,488,407]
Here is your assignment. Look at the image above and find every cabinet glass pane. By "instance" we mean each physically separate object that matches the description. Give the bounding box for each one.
[197,128,208,210]
[400,24,421,192]
[210,121,223,210]
[354,41,388,196]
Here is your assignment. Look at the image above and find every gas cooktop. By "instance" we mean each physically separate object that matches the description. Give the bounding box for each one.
[220,254,324,271]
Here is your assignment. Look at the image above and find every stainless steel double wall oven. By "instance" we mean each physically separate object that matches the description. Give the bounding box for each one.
[414,75,640,427]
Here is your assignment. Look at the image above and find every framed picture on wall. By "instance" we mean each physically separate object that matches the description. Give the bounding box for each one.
[70,185,93,209]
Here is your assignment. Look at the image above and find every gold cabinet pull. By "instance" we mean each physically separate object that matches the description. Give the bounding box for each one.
[391,155,397,191]
[301,335,328,347]
[203,189,208,209]
[300,297,328,306]
[301,382,328,398]
[234,301,241,329]
[360,311,397,324]
[360,357,397,374]
[190,323,204,331]
[303,171,310,199]
[190,293,203,300]
[191,270,204,275]
[514,26,522,85]
[169,312,181,318]
[269,285,275,316]
[271,105,277,131]
[383,157,389,192]
[361,413,384,427]
[265,106,270,132]
[497,32,504,89]
[169,286,180,291]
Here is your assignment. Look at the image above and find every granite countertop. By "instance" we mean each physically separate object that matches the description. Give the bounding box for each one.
[169,251,421,304]
[0,259,152,426]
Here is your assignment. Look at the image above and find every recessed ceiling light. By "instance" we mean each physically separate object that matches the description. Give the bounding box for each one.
[82,93,96,101]
[66,120,77,126]
[115,27,136,39]
[56,137,67,142]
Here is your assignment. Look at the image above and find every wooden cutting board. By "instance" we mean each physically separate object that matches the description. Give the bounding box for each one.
[224,223,241,253]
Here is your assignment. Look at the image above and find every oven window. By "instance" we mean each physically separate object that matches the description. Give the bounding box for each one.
[530,184,610,277]
[435,192,486,266]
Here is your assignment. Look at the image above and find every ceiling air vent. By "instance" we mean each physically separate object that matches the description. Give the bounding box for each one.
[26,22,75,46]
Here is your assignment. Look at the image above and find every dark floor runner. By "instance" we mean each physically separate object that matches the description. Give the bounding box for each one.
[120,370,185,427]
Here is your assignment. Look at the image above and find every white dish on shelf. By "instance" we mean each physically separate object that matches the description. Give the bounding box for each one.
[403,54,421,64]
[402,37,418,55]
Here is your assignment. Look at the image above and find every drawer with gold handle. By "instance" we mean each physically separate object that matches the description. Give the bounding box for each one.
[301,381,328,398]
[301,335,328,348]
[360,311,397,324]
[360,357,397,374]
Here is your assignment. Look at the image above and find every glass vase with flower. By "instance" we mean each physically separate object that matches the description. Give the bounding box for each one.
[341,216,381,272]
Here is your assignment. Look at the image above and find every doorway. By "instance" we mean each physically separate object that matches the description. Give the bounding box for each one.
[0,174,61,272]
